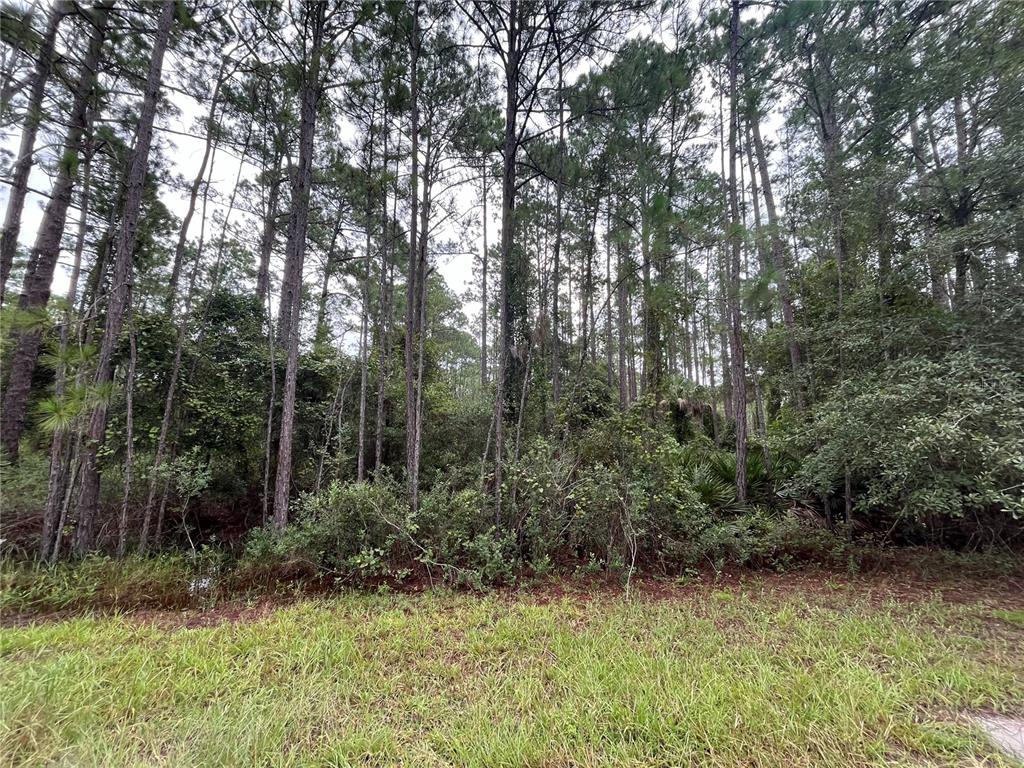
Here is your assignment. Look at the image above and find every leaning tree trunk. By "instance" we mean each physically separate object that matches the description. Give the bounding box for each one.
[0,1,68,302]
[39,145,94,561]
[73,0,175,557]
[1,1,112,463]
[749,115,804,410]
[165,63,226,316]
[138,147,217,554]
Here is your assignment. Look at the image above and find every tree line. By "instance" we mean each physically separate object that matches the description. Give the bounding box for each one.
[1,0,1021,569]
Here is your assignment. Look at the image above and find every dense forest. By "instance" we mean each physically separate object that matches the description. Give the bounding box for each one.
[1,0,1021,582]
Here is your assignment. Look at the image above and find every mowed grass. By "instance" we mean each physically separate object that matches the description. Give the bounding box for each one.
[1,578,1022,767]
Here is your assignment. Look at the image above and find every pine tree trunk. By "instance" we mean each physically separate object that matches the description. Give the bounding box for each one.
[272,3,326,532]
[73,0,175,556]
[357,126,375,481]
[165,65,225,316]
[256,153,283,310]
[616,239,629,408]
[494,0,523,524]
[604,202,614,390]
[374,134,395,472]
[116,322,137,557]
[404,0,421,505]
[40,147,93,561]
[749,115,804,409]
[727,0,748,503]
[0,1,68,302]
[480,160,488,387]
[1,2,111,462]
[551,59,564,410]
[139,147,217,554]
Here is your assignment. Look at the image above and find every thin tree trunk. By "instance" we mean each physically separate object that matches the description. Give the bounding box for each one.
[273,3,326,532]
[165,62,225,316]
[314,213,343,346]
[604,202,614,390]
[404,0,421,505]
[73,0,175,556]
[727,0,748,503]
[116,322,137,557]
[909,118,949,308]
[410,134,431,510]
[357,125,375,481]
[1,2,111,461]
[39,147,93,561]
[139,148,217,553]
[616,239,628,408]
[0,1,68,302]
[551,57,564,410]
[374,140,396,472]
[262,284,277,524]
[480,158,488,387]
[750,114,803,409]
[256,154,283,309]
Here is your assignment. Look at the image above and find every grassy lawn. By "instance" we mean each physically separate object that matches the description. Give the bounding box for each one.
[1,574,1022,767]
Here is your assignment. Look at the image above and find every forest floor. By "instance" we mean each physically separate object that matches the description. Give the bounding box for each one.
[1,570,1023,767]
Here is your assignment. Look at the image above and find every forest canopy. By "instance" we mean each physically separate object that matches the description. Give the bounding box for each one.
[0,0,1021,580]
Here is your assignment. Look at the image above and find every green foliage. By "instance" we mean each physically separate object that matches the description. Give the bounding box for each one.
[240,479,407,583]
[789,350,1024,541]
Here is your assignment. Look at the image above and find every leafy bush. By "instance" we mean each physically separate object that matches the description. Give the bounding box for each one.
[788,350,1024,544]
[239,479,407,583]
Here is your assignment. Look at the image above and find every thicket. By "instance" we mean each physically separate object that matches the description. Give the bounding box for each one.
[1,1,1022,589]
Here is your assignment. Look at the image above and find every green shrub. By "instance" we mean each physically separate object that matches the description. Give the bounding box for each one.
[238,479,407,583]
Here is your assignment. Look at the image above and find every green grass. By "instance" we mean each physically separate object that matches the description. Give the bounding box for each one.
[1,580,1021,767]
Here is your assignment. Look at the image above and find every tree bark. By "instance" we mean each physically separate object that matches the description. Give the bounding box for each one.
[256,153,283,310]
[0,1,68,302]
[374,130,396,472]
[749,114,804,410]
[1,1,111,462]
[404,0,421,504]
[139,144,217,554]
[357,122,375,481]
[73,0,175,556]
[480,159,488,387]
[165,64,226,316]
[551,56,565,410]
[272,1,326,532]
[116,322,137,557]
[40,146,93,561]
[727,0,748,503]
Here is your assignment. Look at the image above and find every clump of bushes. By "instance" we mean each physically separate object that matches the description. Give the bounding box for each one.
[235,401,859,588]
[787,349,1024,545]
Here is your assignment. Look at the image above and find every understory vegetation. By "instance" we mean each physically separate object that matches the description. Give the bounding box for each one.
[1,1,1022,589]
